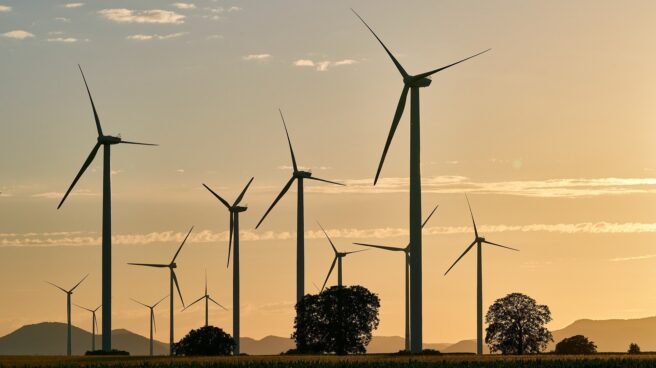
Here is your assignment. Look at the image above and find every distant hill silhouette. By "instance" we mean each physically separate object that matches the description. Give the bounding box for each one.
[0,322,169,355]
[2,316,655,355]
[442,316,656,353]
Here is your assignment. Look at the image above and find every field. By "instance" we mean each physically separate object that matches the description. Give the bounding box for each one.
[1,354,656,368]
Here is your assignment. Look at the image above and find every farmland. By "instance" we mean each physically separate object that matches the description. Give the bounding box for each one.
[1,354,655,368]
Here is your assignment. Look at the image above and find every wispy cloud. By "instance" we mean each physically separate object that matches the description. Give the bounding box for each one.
[172,2,195,9]
[293,58,358,72]
[99,8,185,24]
[126,32,187,41]
[2,30,34,40]
[3,222,655,247]
[64,3,84,8]
[0,5,11,12]
[31,190,96,199]
[54,17,70,22]
[611,254,656,262]
[307,176,656,198]
[243,53,271,61]
[47,37,78,43]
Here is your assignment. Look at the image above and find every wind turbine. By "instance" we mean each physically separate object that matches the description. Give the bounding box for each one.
[202,177,253,355]
[131,295,167,356]
[58,65,157,352]
[256,110,343,308]
[444,196,518,355]
[354,204,438,351]
[317,222,367,291]
[46,274,88,356]
[74,303,101,352]
[128,226,193,355]
[183,271,228,328]
[352,9,489,353]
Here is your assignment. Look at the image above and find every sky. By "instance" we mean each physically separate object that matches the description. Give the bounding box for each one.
[1,0,656,345]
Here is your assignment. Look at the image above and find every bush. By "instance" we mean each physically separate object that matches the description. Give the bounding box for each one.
[555,335,597,354]
[628,343,641,354]
[172,325,235,356]
[85,349,129,356]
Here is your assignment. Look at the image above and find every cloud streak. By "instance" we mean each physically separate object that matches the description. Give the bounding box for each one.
[306,176,656,198]
[64,3,84,8]
[127,32,187,41]
[293,58,357,71]
[2,222,655,248]
[2,30,34,40]
[0,5,11,12]
[99,9,185,24]
[243,54,271,61]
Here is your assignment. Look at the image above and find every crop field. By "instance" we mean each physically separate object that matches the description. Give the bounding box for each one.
[1,354,656,368]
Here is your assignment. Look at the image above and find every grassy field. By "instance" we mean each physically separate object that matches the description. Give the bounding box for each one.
[1,354,656,368]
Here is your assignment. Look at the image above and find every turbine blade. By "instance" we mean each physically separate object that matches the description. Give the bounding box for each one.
[152,311,157,333]
[307,177,344,186]
[153,295,168,308]
[209,297,228,311]
[93,314,98,334]
[78,65,103,136]
[279,109,298,172]
[344,249,370,256]
[422,204,439,229]
[57,143,101,209]
[202,184,231,209]
[483,240,519,252]
[73,303,93,312]
[46,281,68,293]
[182,295,205,311]
[227,212,233,268]
[93,304,102,312]
[444,240,477,276]
[130,298,149,308]
[465,194,478,238]
[172,226,194,263]
[414,49,491,80]
[127,263,169,268]
[233,177,254,207]
[321,257,338,292]
[317,221,338,254]
[374,85,409,185]
[255,176,295,229]
[119,140,158,146]
[69,274,89,293]
[204,269,207,295]
[351,9,408,78]
[171,271,185,307]
[353,242,405,252]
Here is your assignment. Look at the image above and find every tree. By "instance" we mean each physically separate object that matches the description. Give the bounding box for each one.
[485,293,553,354]
[292,285,380,354]
[555,335,597,354]
[628,343,641,354]
[172,326,235,356]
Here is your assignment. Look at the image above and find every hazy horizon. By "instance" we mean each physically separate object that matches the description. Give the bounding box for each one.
[1,0,655,345]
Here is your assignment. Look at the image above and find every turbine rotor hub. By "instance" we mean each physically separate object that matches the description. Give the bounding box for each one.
[405,76,432,88]
[295,171,312,178]
[98,135,121,145]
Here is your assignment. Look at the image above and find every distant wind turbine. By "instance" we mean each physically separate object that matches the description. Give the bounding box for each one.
[256,110,343,308]
[46,274,88,356]
[354,204,438,351]
[183,271,228,328]
[74,303,101,352]
[131,295,167,356]
[128,227,193,355]
[203,177,253,355]
[444,196,519,355]
[58,65,157,352]
[352,9,489,353]
[317,222,368,291]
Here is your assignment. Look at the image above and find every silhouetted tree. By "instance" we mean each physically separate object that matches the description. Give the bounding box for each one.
[555,335,597,354]
[485,293,553,354]
[628,342,641,354]
[292,285,380,355]
[172,326,235,356]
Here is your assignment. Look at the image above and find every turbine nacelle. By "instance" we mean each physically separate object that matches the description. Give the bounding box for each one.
[294,170,312,179]
[405,76,432,88]
[169,263,177,269]
[232,206,248,213]
[478,236,486,242]
[98,135,122,145]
